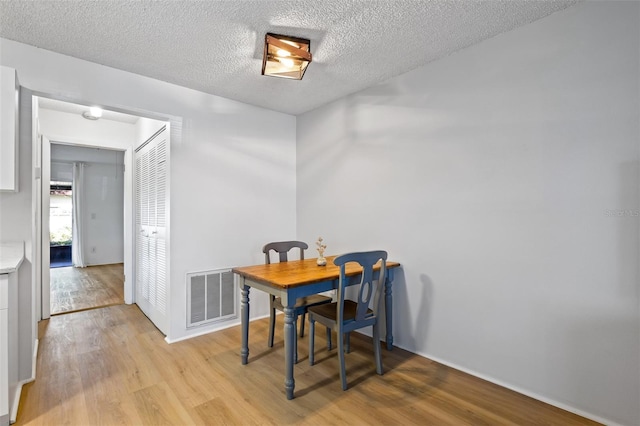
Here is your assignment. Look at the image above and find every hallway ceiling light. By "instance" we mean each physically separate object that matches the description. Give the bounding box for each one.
[82,106,103,120]
[262,33,312,80]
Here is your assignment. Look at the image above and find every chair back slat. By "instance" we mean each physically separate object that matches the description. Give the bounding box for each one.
[334,250,387,325]
[262,241,308,264]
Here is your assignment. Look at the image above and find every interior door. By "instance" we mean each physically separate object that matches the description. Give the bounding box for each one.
[135,126,168,335]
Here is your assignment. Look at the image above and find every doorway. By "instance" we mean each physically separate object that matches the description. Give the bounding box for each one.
[35,97,139,319]
[47,143,126,315]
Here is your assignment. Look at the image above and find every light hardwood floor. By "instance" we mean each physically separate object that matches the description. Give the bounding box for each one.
[50,264,124,315]
[16,304,599,425]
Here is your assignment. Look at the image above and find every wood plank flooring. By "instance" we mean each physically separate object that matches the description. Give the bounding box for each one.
[50,264,124,315]
[16,305,600,425]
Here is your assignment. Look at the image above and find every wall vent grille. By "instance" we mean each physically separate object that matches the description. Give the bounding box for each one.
[187,269,236,328]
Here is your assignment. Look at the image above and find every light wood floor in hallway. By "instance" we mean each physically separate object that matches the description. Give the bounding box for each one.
[50,264,124,315]
[16,304,598,426]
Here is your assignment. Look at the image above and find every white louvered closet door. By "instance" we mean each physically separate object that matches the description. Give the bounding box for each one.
[135,126,169,335]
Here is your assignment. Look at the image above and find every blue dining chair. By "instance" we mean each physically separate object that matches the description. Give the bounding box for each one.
[308,250,387,390]
[263,241,332,363]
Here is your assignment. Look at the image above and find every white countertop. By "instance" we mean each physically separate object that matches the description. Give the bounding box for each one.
[0,242,24,274]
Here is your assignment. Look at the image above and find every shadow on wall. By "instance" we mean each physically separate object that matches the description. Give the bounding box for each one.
[416,273,435,349]
[384,268,434,354]
[360,267,448,406]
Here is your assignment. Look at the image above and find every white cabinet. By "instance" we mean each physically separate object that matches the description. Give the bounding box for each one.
[0,243,23,426]
[0,66,19,192]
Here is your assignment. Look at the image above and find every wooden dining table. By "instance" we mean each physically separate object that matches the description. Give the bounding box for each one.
[232,255,401,399]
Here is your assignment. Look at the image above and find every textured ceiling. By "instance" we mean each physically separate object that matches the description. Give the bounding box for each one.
[0,1,578,115]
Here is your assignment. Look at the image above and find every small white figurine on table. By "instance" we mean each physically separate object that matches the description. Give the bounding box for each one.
[316,237,327,266]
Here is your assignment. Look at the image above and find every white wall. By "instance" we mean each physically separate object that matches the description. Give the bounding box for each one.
[49,143,125,266]
[0,37,297,343]
[167,92,297,341]
[297,2,639,425]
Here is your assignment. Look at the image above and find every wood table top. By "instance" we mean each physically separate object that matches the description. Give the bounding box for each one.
[232,256,400,289]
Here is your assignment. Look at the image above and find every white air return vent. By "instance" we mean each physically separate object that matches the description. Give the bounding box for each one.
[187,269,237,328]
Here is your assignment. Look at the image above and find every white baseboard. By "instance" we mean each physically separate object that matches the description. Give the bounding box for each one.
[400,344,621,426]
[165,319,240,344]
[165,313,270,344]
[9,339,38,424]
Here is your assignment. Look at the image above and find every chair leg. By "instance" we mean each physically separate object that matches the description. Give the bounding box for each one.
[372,323,383,375]
[337,331,347,391]
[309,317,315,366]
[326,327,332,350]
[294,317,298,364]
[345,332,351,353]
[268,296,276,348]
[299,312,306,338]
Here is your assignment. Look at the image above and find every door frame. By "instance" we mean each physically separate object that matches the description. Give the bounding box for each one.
[38,136,134,319]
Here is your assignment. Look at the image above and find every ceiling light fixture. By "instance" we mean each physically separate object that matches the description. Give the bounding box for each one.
[82,106,103,120]
[262,33,312,80]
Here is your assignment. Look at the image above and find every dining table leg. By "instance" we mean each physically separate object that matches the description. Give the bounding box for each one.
[240,283,250,365]
[385,273,394,350]
[283,305,295,399]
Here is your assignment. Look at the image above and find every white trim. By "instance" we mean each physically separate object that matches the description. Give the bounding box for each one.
[9,339,37,424]
[30,338,38,382]
[164,320,239,344]
[401,344,621,426]
[40,136,50,319]
[31,96,41,325]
